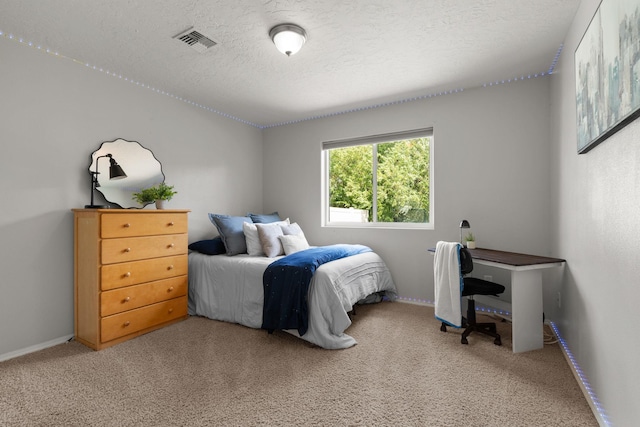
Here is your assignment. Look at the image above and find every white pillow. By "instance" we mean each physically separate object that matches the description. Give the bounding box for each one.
[256,222,285,257]
[280,222,304,236]
[278,234,310,255]
[243,219,289,256]
[242,222,264,256]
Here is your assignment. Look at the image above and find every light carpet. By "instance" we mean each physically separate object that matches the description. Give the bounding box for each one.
[0,302,596,426]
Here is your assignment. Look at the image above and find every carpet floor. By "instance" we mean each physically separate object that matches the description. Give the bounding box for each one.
[0,302,596,426]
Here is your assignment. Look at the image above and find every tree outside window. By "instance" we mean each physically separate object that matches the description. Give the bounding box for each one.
[324,130,432,227]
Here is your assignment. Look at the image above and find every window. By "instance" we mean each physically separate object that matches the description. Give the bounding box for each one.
[322,128,433,228]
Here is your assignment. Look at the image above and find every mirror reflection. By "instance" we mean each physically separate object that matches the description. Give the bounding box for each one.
[89,138,164,208]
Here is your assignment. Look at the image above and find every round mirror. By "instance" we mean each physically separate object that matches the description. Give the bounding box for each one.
[89,138,164,209]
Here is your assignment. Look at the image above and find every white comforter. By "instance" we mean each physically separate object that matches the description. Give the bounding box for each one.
[188,251,397,349]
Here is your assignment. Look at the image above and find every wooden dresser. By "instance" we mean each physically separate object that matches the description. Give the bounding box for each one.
[72,209,190,350]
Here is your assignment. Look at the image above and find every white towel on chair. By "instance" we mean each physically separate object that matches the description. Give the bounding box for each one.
[434,241,463,328]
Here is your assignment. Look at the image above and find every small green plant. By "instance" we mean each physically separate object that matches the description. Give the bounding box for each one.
[465,232,475,242]
[132,183,177,204]
[153,182,177,201]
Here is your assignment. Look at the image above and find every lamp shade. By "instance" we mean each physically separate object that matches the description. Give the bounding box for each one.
[269,24,306,56]
[108,156,127,179]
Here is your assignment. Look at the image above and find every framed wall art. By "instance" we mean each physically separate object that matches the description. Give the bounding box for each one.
[575,0,640,154]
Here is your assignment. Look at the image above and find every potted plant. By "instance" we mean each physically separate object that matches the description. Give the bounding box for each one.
[132,183,177,209]
[465,232,476,249]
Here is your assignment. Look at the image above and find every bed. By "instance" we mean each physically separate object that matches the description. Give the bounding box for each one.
[188,249,397,349]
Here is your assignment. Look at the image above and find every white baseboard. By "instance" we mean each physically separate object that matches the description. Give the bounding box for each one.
[395,296,433,306]
[0,334,74,363]
[549,323,609,426]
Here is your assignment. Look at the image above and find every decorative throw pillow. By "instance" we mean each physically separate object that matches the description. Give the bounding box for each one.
[256,222,285,258]
[188,237,226,255]
[242,222,264,256]
[278,234,310,255]
[280,222,304,236]
[248,212,281,224]
[244,219,290,256]
[208,213,253,256]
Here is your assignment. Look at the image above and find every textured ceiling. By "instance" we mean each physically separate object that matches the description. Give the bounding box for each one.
[0,0,581,128]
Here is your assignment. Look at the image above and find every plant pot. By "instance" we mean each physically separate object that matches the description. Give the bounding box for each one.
[466,241,476,249]
[155,200,165,210]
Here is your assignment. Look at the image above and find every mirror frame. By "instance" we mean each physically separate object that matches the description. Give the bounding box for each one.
[88,138,165,209]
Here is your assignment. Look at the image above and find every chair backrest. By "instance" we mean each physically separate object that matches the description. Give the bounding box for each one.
[459,247,474,275]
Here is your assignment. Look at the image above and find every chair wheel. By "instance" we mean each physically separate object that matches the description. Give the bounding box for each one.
[461,336,468,345]
[494,337,502,346]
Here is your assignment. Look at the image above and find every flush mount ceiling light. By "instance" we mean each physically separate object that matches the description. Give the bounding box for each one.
[269,23,307,56]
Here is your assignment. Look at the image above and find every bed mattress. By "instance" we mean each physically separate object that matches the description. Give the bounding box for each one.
[188,251,396,349]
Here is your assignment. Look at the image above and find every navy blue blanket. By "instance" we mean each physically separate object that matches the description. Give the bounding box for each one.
[262,244,372,335]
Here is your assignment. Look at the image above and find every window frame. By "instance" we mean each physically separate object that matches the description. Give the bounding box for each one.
[321,128,434,230]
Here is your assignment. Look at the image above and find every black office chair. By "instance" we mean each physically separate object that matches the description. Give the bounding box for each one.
[440,247,505,346]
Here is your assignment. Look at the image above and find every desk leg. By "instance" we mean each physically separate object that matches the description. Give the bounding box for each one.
[510,269,544,353]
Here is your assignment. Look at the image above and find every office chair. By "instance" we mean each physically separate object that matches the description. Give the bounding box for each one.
[440,246,505,346]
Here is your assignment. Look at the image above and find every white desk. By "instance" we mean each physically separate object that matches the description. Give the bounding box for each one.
[431,247,565,353]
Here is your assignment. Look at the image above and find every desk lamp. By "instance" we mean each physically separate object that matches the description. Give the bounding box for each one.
[459,219,470,244]
[85,154,127,208]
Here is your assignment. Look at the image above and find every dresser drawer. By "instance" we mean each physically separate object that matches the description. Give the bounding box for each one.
[101,255,188,291]
[100,276,188,316]
[101,234,187,264]
[101,296,187,343]
[101,213,188,238]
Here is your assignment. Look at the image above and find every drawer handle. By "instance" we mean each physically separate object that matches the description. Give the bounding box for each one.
[168,221,175,226]
[168,243,175,248]
[168,286,174,292]
[168,265,174,270]
[124,272,131,278]
[124,248,131,253]
[123,296,131,303]
[168,308,174,314]
[124,223,131,228]
[123,321,131,327]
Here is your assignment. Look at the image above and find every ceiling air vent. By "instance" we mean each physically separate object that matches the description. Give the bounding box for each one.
[173,27,217,53]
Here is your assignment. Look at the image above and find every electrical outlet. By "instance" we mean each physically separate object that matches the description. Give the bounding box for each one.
[483,275,493,282]
[557,292,562,308]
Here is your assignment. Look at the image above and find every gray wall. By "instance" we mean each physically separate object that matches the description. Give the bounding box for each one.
[551,0,640,425]
[0,37,263,358]
[262,78,554,306]
[3,4,636,423]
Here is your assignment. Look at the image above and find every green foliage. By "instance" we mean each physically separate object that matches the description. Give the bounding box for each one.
[465,232,475,242]
[132,183,177,204]
[328,137,430,223]
[377,139,430,222]
[329,145,373,214]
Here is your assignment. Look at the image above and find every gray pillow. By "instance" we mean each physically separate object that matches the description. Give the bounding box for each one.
[208,214,253,255]
[281,222,304,236]
[256,222,285,258]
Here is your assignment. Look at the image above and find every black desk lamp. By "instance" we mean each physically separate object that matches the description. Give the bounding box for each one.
[459,219,470,244]
[85,154,127,208]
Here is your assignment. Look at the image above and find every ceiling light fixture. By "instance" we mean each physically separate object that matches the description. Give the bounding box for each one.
[269,24,307,56]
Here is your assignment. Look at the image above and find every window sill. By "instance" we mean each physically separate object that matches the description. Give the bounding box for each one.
[323,222,434,230]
